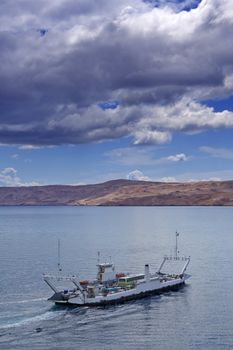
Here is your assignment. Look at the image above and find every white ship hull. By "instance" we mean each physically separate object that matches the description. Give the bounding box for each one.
[49,274,189,307]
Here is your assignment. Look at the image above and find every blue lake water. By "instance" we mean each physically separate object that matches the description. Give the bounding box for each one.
[0,206,233,349]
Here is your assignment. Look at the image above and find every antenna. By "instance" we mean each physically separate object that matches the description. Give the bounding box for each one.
[97,251,100,264]
[175,231,179,258]
[58,239,62,273]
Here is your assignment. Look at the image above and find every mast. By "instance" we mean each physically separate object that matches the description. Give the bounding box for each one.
[58,239,62,273]
[175,231,179,258]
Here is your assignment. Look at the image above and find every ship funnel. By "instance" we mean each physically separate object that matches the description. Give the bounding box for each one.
[144,264,150,282]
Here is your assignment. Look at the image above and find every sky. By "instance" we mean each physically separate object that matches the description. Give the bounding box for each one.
[0,0,233,186]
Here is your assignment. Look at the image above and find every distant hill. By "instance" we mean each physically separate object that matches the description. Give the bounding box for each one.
[0,179,233,206]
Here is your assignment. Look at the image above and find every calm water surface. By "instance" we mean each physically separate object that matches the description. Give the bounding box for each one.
[0,206,233,349]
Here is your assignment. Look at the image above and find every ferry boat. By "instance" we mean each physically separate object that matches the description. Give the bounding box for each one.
[43,233,191,306]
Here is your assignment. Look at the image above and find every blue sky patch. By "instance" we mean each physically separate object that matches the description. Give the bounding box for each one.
[203,95,233,112]
[144,0,201,11]
[98,101,119,110]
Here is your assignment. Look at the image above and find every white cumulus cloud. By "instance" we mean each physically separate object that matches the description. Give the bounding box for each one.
[166,153,188,162]
[126,170,151,181]
[0,168,40,187]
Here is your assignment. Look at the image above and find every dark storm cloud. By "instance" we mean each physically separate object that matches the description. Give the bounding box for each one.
[1,0,233,146]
